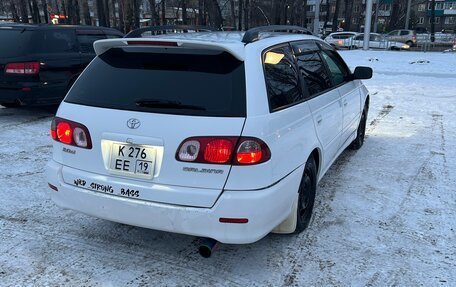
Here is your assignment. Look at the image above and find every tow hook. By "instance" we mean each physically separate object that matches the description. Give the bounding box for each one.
[198,238,219,258]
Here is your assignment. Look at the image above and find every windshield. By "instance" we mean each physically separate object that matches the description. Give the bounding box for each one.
[65,47,246,117]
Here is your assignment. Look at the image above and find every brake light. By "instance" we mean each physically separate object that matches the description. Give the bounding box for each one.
[204,139,233,163]
[127,41,178,47]
[50,117,92,149]
[57,122,72,144]
[176,137,270,165]
[5,62,40,75]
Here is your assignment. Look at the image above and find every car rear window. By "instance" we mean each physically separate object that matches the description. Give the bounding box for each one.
[0,28,77,57]
[0,29,37,57]
[65,47,246,117]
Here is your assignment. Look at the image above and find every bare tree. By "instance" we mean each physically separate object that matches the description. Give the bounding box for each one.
[41,0,49,23]
[19,0,29,23]
[344,0,353,31]
[238,0,243,29]
[244,0,250,29]
[161,0,166,25]
[9,0,20,22]
[81,0,91,25]
[182,0,187,24]
[104,0,111,27]
[96,0,107,26]
[111,0,117,27]
[148,0,158,25]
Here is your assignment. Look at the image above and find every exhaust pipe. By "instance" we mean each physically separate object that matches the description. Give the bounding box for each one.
[198,238,219,258]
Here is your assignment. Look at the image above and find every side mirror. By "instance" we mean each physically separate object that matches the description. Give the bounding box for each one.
[353,66,373,80]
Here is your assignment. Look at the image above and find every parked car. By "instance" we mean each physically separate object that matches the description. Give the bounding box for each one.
[385,29,417,46]
[344,33,411,50]
[0,24,123,108]
[324,31,359,49]
[46,25,372,253]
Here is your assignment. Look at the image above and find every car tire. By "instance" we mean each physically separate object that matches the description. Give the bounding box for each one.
[406,40,413,47]
[349,107,368,150]
[293,156,317,234]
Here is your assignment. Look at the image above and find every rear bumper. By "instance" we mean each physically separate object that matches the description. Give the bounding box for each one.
[46,160,303,244]
[0,82,66,105]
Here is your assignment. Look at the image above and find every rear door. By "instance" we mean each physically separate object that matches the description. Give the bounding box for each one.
[59,47,246,207]
[292,41,343,170]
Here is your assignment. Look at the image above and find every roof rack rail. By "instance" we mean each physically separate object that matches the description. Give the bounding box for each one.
[242,25,313,44]
[125,25,219,38]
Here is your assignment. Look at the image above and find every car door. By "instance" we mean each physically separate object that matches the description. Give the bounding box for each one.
[319,44,361,148]
[291,41,343,171]
[387,30,400,42]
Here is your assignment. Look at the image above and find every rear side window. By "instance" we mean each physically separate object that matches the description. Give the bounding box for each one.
[77,31,107,54]
[65,48,246,117]
[263,45,302,111]
[41,30,77,53]
[400,30,410,36]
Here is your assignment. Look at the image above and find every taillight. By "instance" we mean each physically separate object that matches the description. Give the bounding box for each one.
[176,137,270,165]
[5,62,40,75]
[204,139,233,163]
[50,117,92,149]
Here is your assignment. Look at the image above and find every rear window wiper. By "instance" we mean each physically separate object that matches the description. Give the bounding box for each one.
[135,99,206,111]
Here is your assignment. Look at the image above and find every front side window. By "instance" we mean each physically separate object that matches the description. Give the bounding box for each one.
[294,50,331,97]
[320,50,350,86]
[263,45,302,111]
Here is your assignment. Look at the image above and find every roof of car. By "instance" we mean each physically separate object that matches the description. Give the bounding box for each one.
[94,31,320,61]
[328,31,358,35]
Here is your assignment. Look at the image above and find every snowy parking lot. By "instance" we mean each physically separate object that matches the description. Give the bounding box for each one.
[1,50,455,286]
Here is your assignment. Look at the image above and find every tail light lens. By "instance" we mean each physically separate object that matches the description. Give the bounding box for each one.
[5,62,40,75]
[204,139,233,163]
[176,137,270,165]
[50,117,92,149]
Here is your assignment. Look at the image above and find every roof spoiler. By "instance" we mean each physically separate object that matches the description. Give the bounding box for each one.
[93,38,245,61]
[124,25,219,38]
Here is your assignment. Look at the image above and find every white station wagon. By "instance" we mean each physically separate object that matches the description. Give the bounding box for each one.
[46,25,372,253]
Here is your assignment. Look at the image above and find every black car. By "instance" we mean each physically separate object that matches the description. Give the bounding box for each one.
[0,24,123,107]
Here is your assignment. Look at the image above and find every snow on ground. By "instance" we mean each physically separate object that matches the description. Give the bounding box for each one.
[0,50,455,286]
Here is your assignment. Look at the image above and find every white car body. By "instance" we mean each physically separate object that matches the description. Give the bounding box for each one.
[324,32,359,48]
[344,33,410,50]
[46,31,371,244]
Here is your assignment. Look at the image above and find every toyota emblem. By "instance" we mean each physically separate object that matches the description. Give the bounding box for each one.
[127,118,141,129]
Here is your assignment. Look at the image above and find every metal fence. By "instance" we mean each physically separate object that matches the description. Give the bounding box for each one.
[416,33,456,52]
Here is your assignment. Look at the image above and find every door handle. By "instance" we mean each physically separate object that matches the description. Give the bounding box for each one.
[343,101,348,107]
[316,116,323,124]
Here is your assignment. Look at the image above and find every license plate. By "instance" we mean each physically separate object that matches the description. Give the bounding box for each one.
[109,143,156,178]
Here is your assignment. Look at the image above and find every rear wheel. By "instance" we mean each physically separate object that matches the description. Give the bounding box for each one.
[406,40,413,47]
[349,107,367,150]
[294,156,317,234]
